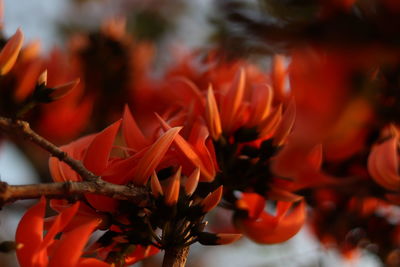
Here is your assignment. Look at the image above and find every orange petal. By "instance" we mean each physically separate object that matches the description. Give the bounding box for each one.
[151,171,163,197]
[205,85,222,140]
[164,167,181,206]
[83,120,121,175]
[368,136,400,191]
[236,193,265,220]
[237,200,306,244]
[0,28,24,75]
[247,84,273,127]
[16,197,46,267]
[220,68,246,133]
[184,168,200,196]
[132,127,182,185]
[201,185,223,212]
[258,104,282,139]
[156,114,215,182]
[271,54,287,100]
[273,99,296,146]
[14,59,43,102]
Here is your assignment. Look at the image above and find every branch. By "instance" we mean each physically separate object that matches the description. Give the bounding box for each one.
[0,180,149,206]
[0,117,97,181]
[162,246,190,267]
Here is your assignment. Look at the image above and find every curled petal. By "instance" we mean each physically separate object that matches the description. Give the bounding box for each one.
[235,195,306,244]
[0,28,24,75]
[368,135,400,191]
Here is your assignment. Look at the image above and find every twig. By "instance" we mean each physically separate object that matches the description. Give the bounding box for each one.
[0,117,97,181]
[0,180,148,207]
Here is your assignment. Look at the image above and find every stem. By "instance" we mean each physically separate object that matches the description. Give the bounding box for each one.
[0,180,148,207]
[0,117,97,181]
[162,246,190,267]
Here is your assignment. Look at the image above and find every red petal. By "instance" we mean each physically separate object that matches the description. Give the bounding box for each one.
[48,219,100,267]
[84,120,121,175]
[122,105,148,151]
[16,197,46,267]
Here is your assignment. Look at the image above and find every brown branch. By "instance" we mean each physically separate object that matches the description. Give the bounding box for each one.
[162,246,190,267]
[0,116,150,207]
[0,117,97,181]
[0,180,149,206]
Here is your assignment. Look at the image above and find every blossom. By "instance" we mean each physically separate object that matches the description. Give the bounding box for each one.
[15,197,108,267]
[234,193,306,244]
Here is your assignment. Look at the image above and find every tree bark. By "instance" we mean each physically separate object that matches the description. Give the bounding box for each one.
[162,246,190,267]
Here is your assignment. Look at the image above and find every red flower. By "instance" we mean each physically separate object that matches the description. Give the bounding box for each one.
[16,197,108,267]
[234,193,306,244]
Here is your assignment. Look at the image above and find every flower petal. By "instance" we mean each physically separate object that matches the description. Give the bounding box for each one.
[16,197,46,267]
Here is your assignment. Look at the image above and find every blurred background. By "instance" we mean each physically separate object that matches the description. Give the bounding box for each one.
[1,0,396,266]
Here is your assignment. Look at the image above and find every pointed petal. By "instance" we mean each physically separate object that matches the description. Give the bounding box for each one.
[156,114,215,182]
[247,84,273,127]
[220,68,246,133]
[49,78,80,101]
[205,85,222,140]
[272,54,287,100]
[16,197,46,267]
[83,120,121,175]
[151,171,163,197]
[164,167,181,206]
[235,193,265,219]
[273,99,296,146]
[201,186,223,212]
[14,59,43,102]
[122,105,148,151]
[184,168,200,196]
[133,127,182,185]
[0,28,24,75]
[258,104,282,139]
